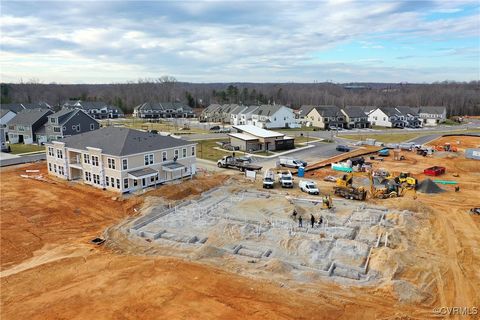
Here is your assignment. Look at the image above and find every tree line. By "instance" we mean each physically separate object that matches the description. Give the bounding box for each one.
[1,78,479,116]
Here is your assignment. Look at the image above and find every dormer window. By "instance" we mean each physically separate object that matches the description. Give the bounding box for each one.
[50,118,56,123]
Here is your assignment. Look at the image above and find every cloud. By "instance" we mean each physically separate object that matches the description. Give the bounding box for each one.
[0,0,479,83]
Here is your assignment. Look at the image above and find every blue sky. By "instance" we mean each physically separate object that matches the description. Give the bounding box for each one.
[1,0,479,83]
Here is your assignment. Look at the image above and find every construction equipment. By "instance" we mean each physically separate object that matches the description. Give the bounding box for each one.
[378,149,390,157]
[435,143,458,152]
[395,172,418,189]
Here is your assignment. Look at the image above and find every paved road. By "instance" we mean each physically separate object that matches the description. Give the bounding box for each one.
[0,153,46,167]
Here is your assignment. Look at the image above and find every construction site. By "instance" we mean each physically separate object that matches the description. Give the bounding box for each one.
[1,134,479,319]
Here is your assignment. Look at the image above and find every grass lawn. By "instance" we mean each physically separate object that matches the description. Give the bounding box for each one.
[340,128,480,143]
[9,143,45,154]
[194,139,233,162]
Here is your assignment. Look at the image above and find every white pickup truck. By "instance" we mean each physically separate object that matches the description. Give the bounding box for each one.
[279,158,307,169]
[263,169,275,189]
[278,170,294,188]
[299,180,320,195]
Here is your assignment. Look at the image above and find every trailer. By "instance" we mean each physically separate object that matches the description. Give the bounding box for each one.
[424,166,446,176]
[217,155,262,172]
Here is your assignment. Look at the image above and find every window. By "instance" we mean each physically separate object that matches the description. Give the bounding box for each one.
[90,123,95,130]
[124,178,129,189]
[107,158,116,169]
[72,124,80,132]
[162,151,167,161]
[191,146,195,156]
[174,149,179,159]
[182,148,186,158]
[150,176,155,182]
[54,164,57,173]
[48,147,54,156]
[144,154,153,165]
[133,179,138,186]
[85,172,92,182]
[93,174,99,184]
[92,156,99,166]
[57,149,63,159]
[48,163,52,171]
[18,126,25,132]
[53,127,61,133]
[116,179,120,189]
[122,159,128,170]
[8,125,14,130]
[58,166,64,175]
[50,118,56,123]
[106,176,109,186]
[84,154,90,164]
[111,177,115,186]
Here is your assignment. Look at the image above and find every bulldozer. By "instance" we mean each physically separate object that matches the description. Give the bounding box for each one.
[395,172,418,189]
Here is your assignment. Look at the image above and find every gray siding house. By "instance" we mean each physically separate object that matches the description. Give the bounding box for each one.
[133,102,195,118]
[7,108,53,144]
[46,127,197,193]
[341,106,370,129]
[63,101,124,119]
[37,109,100,143]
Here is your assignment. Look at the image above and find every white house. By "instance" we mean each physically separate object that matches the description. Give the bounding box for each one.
[416,106,447,126]
[249,105,300,129]
[368,107,405,128]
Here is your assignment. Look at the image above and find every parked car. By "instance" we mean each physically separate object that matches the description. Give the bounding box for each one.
[329,126,344,131]
[218,128,231,133]
[299,180,319,195]
[209,125,221,131]
[279,158,307,168]
[336,145,350,152]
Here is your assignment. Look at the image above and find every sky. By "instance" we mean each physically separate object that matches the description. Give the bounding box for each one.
[0,0,479,83]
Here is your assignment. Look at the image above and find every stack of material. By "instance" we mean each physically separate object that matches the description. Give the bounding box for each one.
[416,179,445,194]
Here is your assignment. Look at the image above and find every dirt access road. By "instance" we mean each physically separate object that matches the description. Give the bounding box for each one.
[1,135,480,320]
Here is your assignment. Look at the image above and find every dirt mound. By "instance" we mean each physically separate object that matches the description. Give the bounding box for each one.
[417,179,445,194]
[261,259,294,273]
[191,245,226,259]
[392,280,428,304]
[392,198,432,214]
[145,174,228,200]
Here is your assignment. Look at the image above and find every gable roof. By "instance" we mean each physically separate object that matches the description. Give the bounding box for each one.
[343,106,368,117]
[1,102,51,113]
[378,107,402,117]
[418,106,446,114]
[230,105,249,115]
[136,102,191,112]
[54,127,194,156]
[8,108,52,126]
[252,105,285,116]
[1,109,16,118]
[395,106,418,116]
[310,105,342,117]
[299,105,315,116]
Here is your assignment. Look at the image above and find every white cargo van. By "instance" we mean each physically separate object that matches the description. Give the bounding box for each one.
[299,180,319,195]
[279,157,307,168]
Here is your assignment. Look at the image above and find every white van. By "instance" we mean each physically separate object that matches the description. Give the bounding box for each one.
[299,180,319,195]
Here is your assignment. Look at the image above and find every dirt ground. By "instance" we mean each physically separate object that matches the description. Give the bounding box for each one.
[427,135,480,150]
[1,136,480,319]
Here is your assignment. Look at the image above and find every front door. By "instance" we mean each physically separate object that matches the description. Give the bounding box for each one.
[142,178,146,187]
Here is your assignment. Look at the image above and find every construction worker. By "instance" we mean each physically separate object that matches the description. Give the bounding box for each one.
[318,215,323,226]
[298,216,303,228]
[310,214,315,228]
[292,208,297,219]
